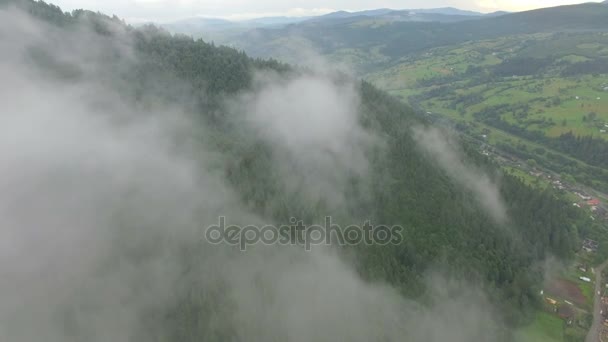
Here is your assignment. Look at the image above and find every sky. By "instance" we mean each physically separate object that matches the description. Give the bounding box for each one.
[48,0,602,23]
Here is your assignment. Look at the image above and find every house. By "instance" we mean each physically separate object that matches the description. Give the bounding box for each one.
[588,199,601,206]
[580,276,592,283]
[583,238,599,252]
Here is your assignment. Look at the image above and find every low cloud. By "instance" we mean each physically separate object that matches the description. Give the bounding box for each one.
[412,126,507,224]
[231,71,377,213]
[220,7,336,21]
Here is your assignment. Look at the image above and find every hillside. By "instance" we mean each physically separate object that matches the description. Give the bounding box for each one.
[199,1,608,192]
[206,3,608,70]
[367,32,608,191]
[162,6,491,46]
[0,1,599,342]
[161,16,313,36]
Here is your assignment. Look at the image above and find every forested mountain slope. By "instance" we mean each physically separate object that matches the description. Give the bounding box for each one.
[195,0,608,193]
[0,1,595,341]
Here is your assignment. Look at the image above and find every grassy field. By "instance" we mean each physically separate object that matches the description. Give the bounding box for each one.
[515,255,594,342]
[515,311,564,342]
[564,272,595,311]
[504,166,550,189]
[367,31,608,193]
[367,32,608,141]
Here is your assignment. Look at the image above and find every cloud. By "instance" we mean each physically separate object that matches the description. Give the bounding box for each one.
[227,70,378,215]
[412,126,508,224]
[220,8,336,21]
[220,247,504,341]
[0,8,250,341]
[0,6,503,342]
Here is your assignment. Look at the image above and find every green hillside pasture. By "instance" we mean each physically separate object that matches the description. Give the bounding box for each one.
[515,311,564,342]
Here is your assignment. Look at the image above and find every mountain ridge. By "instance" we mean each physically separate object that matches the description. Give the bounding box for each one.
[161,6,496,34]
[212,1,608,66]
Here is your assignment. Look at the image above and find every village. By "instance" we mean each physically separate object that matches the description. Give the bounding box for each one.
[473,131,608,341]
[426,84,608,342]
[538,239,603,341]
[483,142,608,224]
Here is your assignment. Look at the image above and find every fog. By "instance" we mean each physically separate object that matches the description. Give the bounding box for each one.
[412,126,508,224]
[0,6,502,342]
[231,71,377,213]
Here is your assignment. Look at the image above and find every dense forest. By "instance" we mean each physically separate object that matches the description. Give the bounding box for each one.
[0,0,596,341]
[475,107,608,171]
[562,58,608,77]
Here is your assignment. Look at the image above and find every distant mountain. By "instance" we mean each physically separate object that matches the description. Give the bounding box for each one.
[160,6,500,35]
[484,11,510,17]
[308,7,484,24]
[243,16,312,26]
[162,6,487,37]
[317,7,483,20]
[211,2,608,69]
[408,7,483,16]
[315,8,394,20]
[302,8,487,27]
[163,15,311,35]
[163,17,235,33]
[384,11,484,23]
[166,2,608,51]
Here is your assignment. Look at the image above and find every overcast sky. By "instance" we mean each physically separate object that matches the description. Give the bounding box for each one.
[48,0,602,22]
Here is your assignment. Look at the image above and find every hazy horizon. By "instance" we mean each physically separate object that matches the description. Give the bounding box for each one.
[43,0,604,23]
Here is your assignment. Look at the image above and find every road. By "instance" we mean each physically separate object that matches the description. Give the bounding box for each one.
[586,260,608,342]
[426,109,608,207]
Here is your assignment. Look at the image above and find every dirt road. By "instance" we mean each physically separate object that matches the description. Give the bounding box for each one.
[586,260,608,342]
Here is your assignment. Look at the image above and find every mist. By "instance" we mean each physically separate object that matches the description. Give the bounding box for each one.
[412,126,508,224]
[229,71,377,214]
[0,5,504,342]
